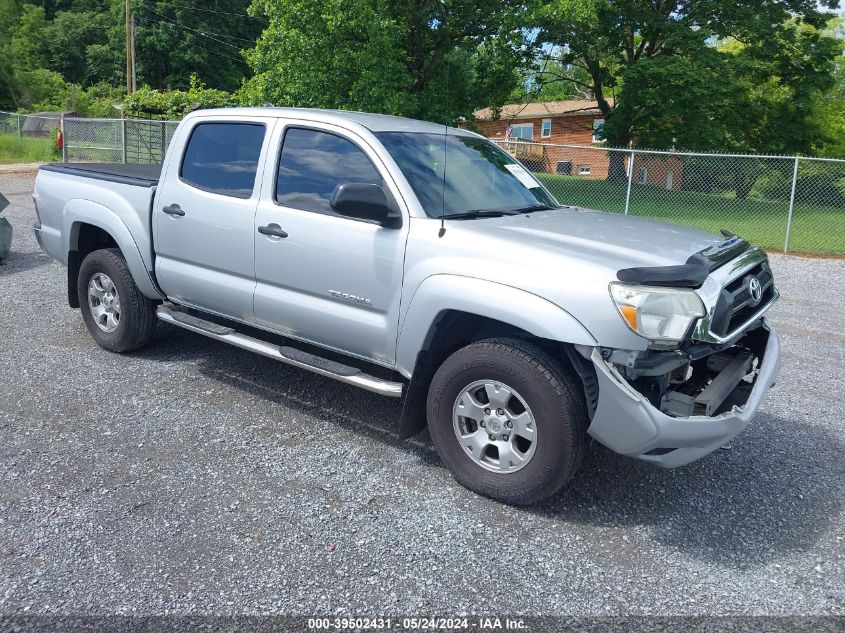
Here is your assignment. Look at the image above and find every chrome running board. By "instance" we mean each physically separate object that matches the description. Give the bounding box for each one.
[156,305,403,397]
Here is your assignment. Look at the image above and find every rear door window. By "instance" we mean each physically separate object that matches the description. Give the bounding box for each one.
[180,122,265,198]
[275,127,382,214]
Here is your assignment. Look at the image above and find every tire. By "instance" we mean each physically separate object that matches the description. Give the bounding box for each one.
[426,338,587,505]
[77,248,156,353]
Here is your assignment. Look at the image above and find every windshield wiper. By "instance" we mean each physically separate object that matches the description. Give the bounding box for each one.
[508,204,557,214]
[439,209,519,220]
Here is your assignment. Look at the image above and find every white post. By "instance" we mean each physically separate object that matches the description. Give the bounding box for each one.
[784,156,799,253]
[624,150,635,215]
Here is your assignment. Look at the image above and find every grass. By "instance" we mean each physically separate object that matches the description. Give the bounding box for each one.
[0,133,57,164]
[535,173,845,256]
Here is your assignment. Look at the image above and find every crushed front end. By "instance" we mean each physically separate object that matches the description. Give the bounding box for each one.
[583,244,782,467]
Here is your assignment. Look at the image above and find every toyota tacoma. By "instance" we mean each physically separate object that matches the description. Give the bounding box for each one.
[32,108,781,504]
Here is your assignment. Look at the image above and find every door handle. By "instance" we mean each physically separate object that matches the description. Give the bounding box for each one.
[162,203,185,216]
[258,223,288,238]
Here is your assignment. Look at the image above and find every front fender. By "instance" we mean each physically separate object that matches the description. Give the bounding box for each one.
[395,274,597,377]
[64,199,163,300]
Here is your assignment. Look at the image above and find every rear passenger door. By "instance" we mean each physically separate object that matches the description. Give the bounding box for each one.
[154,117,273,322]
[253,123,409,366]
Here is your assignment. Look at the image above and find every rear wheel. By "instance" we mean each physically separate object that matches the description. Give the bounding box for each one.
[427,338,587,505]
[77,248,156,352]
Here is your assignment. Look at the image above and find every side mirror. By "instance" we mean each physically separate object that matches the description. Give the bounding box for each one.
[330,183,401,227]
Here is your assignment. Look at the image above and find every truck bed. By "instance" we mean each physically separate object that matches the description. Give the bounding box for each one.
[39,163,162,188]
[34,162,161,281]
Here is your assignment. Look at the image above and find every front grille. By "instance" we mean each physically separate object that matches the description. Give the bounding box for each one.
[710,261,775,337]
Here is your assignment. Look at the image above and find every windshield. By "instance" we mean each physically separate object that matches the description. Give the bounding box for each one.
[375,132,558,218]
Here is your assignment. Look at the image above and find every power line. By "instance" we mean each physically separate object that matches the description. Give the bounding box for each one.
[140,7,252,50]
[134,15,250,66]
[137,0,265,20]
[136,16,249,64]
[141,6,257,45]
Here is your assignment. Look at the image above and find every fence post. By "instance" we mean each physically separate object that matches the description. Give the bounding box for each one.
[16,114,22,139]
[624,150,635,215]
[784,156,799,254]
[121,118,127,164]
[159,121,165,163]
[61,118,67,163]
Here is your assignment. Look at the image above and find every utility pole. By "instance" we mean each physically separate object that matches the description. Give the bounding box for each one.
[125,0,135,94]
[130,12,137,93]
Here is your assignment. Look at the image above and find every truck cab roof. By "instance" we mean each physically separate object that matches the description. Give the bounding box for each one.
[184,107,477,136]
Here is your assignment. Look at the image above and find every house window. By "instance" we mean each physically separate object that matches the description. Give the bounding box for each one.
[556,161,572,175]
[666,171,674,191]
[578,164,592,176]
[541,119,552,138]
[638,168,648,184]
[592,118,605,143]
[510,123,533,140]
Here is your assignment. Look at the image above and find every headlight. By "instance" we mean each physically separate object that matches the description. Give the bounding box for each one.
[609,283,705,344]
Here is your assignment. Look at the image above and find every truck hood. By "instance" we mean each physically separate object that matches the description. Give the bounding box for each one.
[461,207,725,270]
[408,207,740,352]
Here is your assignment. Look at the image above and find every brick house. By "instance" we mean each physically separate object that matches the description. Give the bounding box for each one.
[471,100,610,178]
[470,99,683,190]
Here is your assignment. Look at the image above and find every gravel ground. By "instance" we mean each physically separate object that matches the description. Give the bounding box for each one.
[0,171,843,617]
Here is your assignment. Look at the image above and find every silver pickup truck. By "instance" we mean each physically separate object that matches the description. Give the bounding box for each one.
[32,107,781,504]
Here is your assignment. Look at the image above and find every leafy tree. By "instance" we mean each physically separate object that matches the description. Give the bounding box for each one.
[2,0,259,101]
[0,0,22,110]
[45,6,118,86]
[242,0,530,124]
[10,4,49,70]
[123,74,237,118]
[534,0,842,174]
[133,0,264,92]
[512,48,600,103]
[811,18,845,158]
[14,69,69,111]
[8,1,121,89]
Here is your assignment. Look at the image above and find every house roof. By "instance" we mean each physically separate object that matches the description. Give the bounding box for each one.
[473,99,608,121]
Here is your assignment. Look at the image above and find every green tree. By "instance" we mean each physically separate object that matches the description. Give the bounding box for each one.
[3,1,260,99]
[510,53,591,103]
[242,0,530,124]
[133,0,264,92]
[811,18,845,158]
[10,4,49,70]
[123,74,237,118]
[45,6,118,86]
[0,0,22,110]
[535,0,841,174]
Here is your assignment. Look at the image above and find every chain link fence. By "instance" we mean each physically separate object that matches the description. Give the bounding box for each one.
[1,110,179,165]
[0,111,67,163]
[61,116,179,164]
[3,111,843,256]
[0,110,66,138]
[494,140,845,256]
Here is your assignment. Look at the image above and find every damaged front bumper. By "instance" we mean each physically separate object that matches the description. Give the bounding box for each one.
[586,321,781,468]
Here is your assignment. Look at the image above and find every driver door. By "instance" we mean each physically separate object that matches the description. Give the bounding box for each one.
[253,122,409,366]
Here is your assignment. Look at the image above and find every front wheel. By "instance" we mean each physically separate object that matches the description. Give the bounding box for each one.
[426,338,588,505]
[77,248,156,353]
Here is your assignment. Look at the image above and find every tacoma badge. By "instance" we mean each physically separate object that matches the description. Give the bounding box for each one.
[329,290,372,305]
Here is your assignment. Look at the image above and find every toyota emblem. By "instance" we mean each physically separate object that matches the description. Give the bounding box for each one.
[748,277,763,303]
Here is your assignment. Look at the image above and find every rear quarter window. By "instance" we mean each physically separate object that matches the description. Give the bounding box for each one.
[180,122,265,198]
